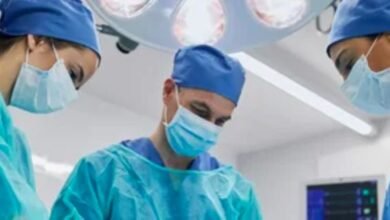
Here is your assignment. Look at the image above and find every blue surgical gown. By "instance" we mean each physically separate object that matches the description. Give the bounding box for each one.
[50,141,262,219]
[0,96,48,219]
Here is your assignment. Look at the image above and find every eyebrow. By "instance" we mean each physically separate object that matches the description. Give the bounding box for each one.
[191,101,211,112]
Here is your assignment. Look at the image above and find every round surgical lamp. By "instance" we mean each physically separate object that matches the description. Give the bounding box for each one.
[88,0,334,53]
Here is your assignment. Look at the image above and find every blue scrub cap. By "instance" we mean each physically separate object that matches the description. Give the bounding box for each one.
[327,0,390,56]
[172,45,246,106]
[0,0,100,56]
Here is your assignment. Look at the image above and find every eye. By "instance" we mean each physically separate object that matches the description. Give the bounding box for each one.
[343,59,357,79]
[69,71,78,83]
[345,60,355,72]
[190,105,210,120]
[193,109,210,120]
[215,119,226,127]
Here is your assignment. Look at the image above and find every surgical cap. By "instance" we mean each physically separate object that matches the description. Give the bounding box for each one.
[0,0,100,56]
[172,45,246,106]
[327,0,390,56]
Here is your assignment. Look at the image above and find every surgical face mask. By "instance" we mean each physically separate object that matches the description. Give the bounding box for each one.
[164,88,222,157]
[10,44,78,114]
[341,36,390,115]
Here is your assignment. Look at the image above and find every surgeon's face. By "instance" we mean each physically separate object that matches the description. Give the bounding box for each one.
[163,79,235,127]
[329,33,390,80]
[26,35,99,89]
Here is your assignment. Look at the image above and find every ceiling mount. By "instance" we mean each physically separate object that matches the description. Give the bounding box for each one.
[88,0,333,53]
[96,24,139,54]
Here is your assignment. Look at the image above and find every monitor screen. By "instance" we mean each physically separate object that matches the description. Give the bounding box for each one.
[307,180,379,220]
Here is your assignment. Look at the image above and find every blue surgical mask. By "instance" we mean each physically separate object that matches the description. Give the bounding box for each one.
[164,88,222,157]
[341,37,390,115]
[10,44,78,114]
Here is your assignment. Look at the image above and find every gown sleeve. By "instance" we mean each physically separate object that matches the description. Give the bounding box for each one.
[0,130,48,219]
[239,187,263,220]
[50,158,104,220]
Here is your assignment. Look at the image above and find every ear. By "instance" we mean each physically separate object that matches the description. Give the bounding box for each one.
[162,78,176,105]
[26,34,50,53]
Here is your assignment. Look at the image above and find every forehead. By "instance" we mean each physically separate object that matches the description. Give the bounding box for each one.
[179,88,236,114]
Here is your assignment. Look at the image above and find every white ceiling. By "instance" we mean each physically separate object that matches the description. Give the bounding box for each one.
[81,18,379,155]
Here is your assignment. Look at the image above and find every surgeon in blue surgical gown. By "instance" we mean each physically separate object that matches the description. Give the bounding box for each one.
[326,0,390,219]
[51,45,262,219]
[0,0,100,218]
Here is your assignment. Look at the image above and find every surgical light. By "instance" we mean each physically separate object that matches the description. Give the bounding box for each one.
[248,0,307,28]
[88,0,333,52]
[101,0,156,18]
[173,0,225,46]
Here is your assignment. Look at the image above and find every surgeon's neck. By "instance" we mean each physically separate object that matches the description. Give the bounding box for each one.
[150,123,194,170]
[0,46,24,104]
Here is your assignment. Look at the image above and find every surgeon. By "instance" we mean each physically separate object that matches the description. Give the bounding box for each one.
[327,0,390,115]
[0,0,100,218]
[50,45,262,219]
[327,0,390,219]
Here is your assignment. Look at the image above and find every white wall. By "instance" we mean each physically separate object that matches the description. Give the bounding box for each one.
[9,92,238,209]
[238,119,390,220]
[10,92,156,208]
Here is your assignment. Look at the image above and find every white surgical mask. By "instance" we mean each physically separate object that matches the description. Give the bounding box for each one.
[10,44,78,114]
[164,87,221,157]
[341,36,390,115]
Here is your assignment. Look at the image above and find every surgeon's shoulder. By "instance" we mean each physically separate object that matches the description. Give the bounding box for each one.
[222,167,261,215]
[221,166,257,198]
[12,127,25,138]
[233,168,254,188]
[75,144,128,176]
[219,166,250,182]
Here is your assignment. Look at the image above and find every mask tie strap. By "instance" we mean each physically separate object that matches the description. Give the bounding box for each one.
[174,85,181,106]
[51,42,60,61]
[25,48,29,64]
[164,84,181,126]
[163,106,169,126]
[366,36,380,59]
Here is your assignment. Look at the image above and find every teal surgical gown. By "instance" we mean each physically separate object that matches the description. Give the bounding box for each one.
[50,143,262,219]
[0,96,48,219]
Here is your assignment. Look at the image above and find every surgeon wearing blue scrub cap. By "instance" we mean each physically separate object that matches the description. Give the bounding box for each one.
[0,0,100,218]
[328,0,390,219]
[51,45,262,219]
[327,0,390,115]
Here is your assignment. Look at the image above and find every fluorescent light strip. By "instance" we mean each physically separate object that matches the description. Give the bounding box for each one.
[32,154,73,180]
[30,53,374,181]
[231,52,376,136]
